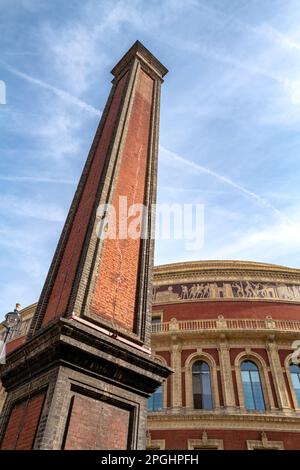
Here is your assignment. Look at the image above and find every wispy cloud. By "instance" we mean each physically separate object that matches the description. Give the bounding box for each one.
[0,221,56,315]
[160,185,227,195]
[202,202,300,266]
[0,195,65,222]
[0,175,76,185]
[251,21,300,53]
[160,145,286,221]
[193,3,300,105]
[0,61,101,116]
[196,1,300,52]
[167,34,299,94]
[157,2,300,111]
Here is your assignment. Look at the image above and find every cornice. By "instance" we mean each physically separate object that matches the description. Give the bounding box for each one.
[151,318,300,346]
[111,40,168,80]
[0,317,171,392]
[153,260,300,284]
[154,260,300,275]
[152,261,300,305]
[147,409,300,432]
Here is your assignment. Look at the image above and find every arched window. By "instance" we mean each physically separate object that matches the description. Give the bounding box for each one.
[192,361,213,409]
[147,385,163,411]
[290,364,300,407]
[241,361,265,411]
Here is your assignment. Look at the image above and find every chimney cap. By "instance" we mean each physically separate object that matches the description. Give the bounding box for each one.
[111,40,168,80]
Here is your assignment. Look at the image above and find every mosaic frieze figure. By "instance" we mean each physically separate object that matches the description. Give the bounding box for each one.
[153,280,300,303]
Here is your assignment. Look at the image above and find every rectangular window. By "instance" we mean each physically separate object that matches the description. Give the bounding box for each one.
[147,385,163,411]
[291,372,300,407]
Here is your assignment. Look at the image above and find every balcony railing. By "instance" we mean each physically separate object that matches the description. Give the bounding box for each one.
[151,317,300,334]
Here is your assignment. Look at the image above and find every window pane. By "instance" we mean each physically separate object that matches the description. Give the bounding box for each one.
[202,373,213,409]
[250,371,260,382]
[200,362,210,372]
[291,373,300,390]
[241,370,251,383]
[147,394,154,411]
[241,362,265,411]
[241,361,257,371]
[148,385,163,411]
[290,364,300,373]
[251,379,265,411]
[153,385,163,410]
[192,362,202,373]
[294,389,300,408]
[242,371,255,410]
[192,361,213,410]
[290,364,300,407]
[192,371,202,409]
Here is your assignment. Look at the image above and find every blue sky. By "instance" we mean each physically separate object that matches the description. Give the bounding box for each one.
[1,0,300,317]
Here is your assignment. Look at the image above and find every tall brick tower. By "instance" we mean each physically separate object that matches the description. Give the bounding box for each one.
[0,41,170,450]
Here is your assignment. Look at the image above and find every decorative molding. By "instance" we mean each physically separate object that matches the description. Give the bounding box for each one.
[153,260,300,280]
[188,431,224,450]
[247,432,284,450]
[111,41,168,81]
[152,317,300,336]
[146,431,165,450]
[153,280,300,305]
[218,338,235,407]
[147,411,300,432]
[170,343,182,408]
[266,338,290,410]
[0,383,6,414]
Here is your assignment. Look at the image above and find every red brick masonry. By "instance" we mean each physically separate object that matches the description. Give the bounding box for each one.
[91,69,154,332]
[1,392,45,450]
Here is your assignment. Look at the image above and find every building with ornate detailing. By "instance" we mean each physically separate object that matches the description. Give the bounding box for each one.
[1,259,300,449]
[1,41,300,451]
[147,260,300,450]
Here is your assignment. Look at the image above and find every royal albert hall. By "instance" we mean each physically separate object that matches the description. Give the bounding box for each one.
[147,260,300,450]
[1,259,300,450]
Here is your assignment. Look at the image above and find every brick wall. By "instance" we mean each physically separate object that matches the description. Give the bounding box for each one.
[91,69,154,332]
[63,394,130,450]
[154,301,300,322]
[181,349,196,367]
[203,348,220,366]
[150,429,300,450]
[1,392,45,450]
[6,336,26,354]
[42,73,128,325]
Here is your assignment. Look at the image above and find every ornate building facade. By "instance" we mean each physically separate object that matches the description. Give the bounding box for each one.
[2,259,300,449]
[0,42,300,451]
[0,303,35,413]
[147,260,300,450]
